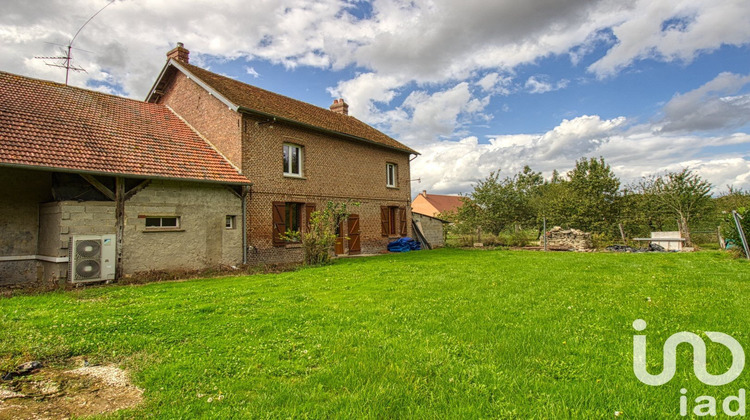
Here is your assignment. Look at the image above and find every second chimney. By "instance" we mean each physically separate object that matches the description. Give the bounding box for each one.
[167,42,190,63]
[330,98,349,115]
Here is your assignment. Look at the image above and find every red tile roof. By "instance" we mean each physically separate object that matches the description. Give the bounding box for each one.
[164,61,418,155]
[412,192,465,217]
[0,71,249,184]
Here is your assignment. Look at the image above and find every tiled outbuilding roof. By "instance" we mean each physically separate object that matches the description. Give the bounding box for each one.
[158,61,418,155]
[0,71,250,185]
[412,192,465,218]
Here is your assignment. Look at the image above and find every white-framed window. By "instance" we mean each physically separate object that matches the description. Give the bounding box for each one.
[225,215,236,229]
[144,216,181,230]
[283,143,303,176]
[386,163,397,187]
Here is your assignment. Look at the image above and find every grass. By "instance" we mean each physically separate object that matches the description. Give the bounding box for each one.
[1,249,749,418]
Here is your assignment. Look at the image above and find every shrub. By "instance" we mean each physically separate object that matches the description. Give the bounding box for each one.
[281,201,356,265]
[722,208,749,257]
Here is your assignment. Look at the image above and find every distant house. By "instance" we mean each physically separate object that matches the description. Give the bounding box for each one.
[0,71,250,287]
[147,43,419,263]
[411,190,464,219]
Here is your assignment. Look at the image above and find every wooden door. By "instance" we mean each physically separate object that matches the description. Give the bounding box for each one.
[347,214,361,254]
[334,220,345,255]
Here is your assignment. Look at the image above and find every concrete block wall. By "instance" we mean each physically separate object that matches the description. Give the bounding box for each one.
[123,179,243,273]
[34,180,243,283]
[413,213,446,248]
[0,168,53,285]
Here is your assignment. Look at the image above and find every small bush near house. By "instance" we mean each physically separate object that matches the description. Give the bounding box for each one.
[282,201,356,265]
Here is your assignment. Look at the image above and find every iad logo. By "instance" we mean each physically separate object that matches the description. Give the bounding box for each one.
[633,319,745,386]
[633,319,747,416]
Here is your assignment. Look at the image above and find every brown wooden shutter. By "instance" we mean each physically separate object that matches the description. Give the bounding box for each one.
[380,206,389,236]
[399,207,407,236]
[272,202,286,246]
[305,203,316,232]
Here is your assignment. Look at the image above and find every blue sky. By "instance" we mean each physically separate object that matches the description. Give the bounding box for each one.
[2,0,749,194]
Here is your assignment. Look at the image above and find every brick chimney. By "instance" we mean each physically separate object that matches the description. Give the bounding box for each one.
[167,42,190,63]
[329,98,349,115]
[422,190,427,197]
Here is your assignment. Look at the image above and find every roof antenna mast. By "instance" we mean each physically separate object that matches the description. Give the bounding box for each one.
[35,0,115,85]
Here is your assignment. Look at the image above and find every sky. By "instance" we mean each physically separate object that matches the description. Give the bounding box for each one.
[2,0,749,196]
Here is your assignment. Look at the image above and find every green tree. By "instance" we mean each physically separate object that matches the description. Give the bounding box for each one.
[461,166,544,235]
[715,186,750,213]
[620,182,673,238]
[642,168,713,246]
[564,157,621,234]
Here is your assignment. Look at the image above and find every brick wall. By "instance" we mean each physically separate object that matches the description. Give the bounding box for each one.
[242,115,413,263]
[156,70,244,169]
[156,69,415,264]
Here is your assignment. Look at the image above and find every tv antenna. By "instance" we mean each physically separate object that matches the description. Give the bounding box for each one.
[35,0,115,85]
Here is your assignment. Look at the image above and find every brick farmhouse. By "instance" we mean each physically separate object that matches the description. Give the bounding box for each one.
[0,43,417,286]
[147,44,418,264]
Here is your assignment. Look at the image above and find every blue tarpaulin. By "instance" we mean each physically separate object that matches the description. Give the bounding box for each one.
[387,237,422,252]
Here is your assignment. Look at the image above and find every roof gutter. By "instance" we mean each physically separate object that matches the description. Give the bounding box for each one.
[0,162,252,186]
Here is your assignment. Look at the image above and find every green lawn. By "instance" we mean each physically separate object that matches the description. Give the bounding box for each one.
[1,249,749,418]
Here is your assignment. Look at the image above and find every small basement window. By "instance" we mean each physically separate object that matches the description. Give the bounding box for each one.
[226,215,236,229]
[144,216,181,230]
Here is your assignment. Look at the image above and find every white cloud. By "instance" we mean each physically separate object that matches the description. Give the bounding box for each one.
[476,72,513,94]
[389,82,488,145]
[245,66,260,78]
[412,115,750,195]
[3,0,749,103]
[588,0,750,77]
[327,72,408,123]
[658,72,750,133]
[525,75,570,94]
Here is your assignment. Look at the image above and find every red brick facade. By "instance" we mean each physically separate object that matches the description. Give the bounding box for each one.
[157,70,243,168]
[154,62,414,263]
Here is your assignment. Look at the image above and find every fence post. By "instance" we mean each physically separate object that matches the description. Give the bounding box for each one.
[618,223,627,244]
[732,211,749,260]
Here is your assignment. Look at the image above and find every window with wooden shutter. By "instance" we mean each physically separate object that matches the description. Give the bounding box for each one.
[380,206,389,236]
[272,202,286,246]
[305,203,316,231]
[399,207,407,236]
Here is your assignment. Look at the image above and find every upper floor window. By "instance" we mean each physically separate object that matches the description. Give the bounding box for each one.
[386,163,397,187]
[283,143,303,176]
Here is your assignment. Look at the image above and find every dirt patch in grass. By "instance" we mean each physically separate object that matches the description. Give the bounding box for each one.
[0,362,142,419]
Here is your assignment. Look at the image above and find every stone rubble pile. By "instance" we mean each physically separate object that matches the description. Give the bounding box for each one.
[545,226,593,251]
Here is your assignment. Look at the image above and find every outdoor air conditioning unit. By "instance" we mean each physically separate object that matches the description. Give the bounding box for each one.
[68,235,116,283]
